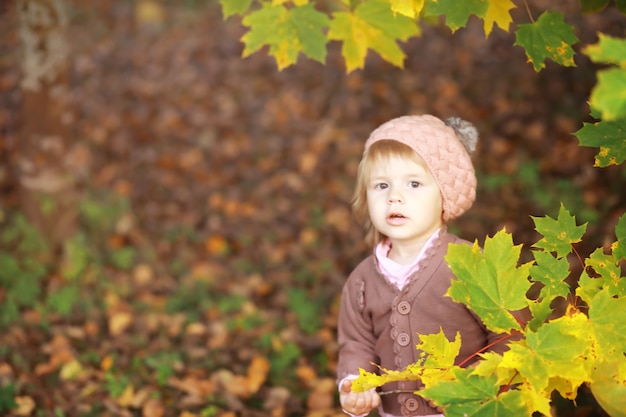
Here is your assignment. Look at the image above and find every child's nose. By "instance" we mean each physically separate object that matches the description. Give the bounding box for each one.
[387,187,404,203]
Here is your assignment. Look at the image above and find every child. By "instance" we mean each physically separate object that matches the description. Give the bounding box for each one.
[336,115,508,417]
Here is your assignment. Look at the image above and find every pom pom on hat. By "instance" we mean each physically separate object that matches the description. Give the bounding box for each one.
[364,114,478,222]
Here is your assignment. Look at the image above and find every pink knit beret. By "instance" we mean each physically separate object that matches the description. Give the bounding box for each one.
[364,114,478,222]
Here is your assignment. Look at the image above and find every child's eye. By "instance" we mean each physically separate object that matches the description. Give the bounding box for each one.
[409,181,421,188]
[374,183,388,190]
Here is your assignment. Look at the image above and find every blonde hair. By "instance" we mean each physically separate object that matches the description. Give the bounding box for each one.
[352,140,434,246]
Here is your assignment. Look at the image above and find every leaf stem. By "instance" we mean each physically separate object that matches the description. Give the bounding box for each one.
[499,370,520,394]
[457,330,522,368]
[378,389,420,396]
[523,0,535,23]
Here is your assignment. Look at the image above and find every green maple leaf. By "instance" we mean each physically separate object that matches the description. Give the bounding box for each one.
[530,250,571,300]
[499,312,592,398]
[514,12,579,72]
[241,3,329,70]
[588,288,626,362]
[445,229,532,333]
[532,204,587,258]
[219,0,253,19]
[585,35,626,122]
[581,0,611,13]
[576,269,604,306]
[589,68,626,121]
[527,299,553,332]
[584,33,626,67]
[328,0,419,72]
[585,248,625,297]
[420,367,529,417]
[527,250,571,330]
[574,118,626,167]
[613,213,626,261]
[424,0,488,32]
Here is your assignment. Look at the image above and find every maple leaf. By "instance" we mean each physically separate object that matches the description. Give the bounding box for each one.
[581,0,611,13]
[352,330,459,392]
[589,68,626,121]
[588,288,626,363]
[589,358,626,417]
[584,33,626,67]
[516,382,553,417]
[584,35,626,122]
[241,3,329,70]
[418,330,461,368]
[526,299,551,332]
[528,242,570,330]
[473,351,521,388]
[328,0,419,73]
[527,250,571,330]
[445,229,532,333]
[424,0,488,32]
[576,269,604,305]
[613,213,626,261]
[532,203,587,258]
[585,248,625,297]
[575,118,626,167]
[219,0,254,19]
[482,0,515,36]
[514,12,579,72]
[499,311,592,399]
[530,250,571,300]
[415,330,461,385]
[351,366,421,393]
[420,367,529,417]
[390,0,425,18]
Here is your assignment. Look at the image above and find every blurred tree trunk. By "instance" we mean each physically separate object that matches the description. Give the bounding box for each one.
[17,0,77,252]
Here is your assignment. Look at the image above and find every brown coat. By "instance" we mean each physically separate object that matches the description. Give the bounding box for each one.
[337,231,508,416]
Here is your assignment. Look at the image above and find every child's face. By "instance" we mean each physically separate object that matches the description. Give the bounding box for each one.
[366,153,443,247]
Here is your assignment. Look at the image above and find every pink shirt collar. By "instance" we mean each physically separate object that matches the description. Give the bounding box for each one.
[374,228,441,290]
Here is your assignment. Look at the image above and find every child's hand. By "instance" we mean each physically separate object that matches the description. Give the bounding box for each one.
[339,379,381,416]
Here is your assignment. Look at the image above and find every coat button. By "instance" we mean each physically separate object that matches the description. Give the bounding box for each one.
[405,398,419,411]
[397,332,410,346]
[397,301,411,315]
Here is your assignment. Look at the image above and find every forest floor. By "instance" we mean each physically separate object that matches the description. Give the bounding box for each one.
[0,1,625,416]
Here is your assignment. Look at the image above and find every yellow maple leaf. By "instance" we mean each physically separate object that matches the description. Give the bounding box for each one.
[390,0,425,18]
[483,0,515,36]
[590,359,626,417]
[517,382,552,416]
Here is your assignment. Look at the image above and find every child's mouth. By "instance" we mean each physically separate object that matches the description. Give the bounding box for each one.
[387,213,407,224]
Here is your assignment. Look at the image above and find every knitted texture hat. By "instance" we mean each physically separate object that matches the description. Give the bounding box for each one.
[364,114,478,222]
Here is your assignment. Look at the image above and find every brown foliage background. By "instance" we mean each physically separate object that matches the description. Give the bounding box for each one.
[0,1,624,416]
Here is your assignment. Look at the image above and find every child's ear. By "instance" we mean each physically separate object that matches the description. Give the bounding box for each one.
[444,117,478,155]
